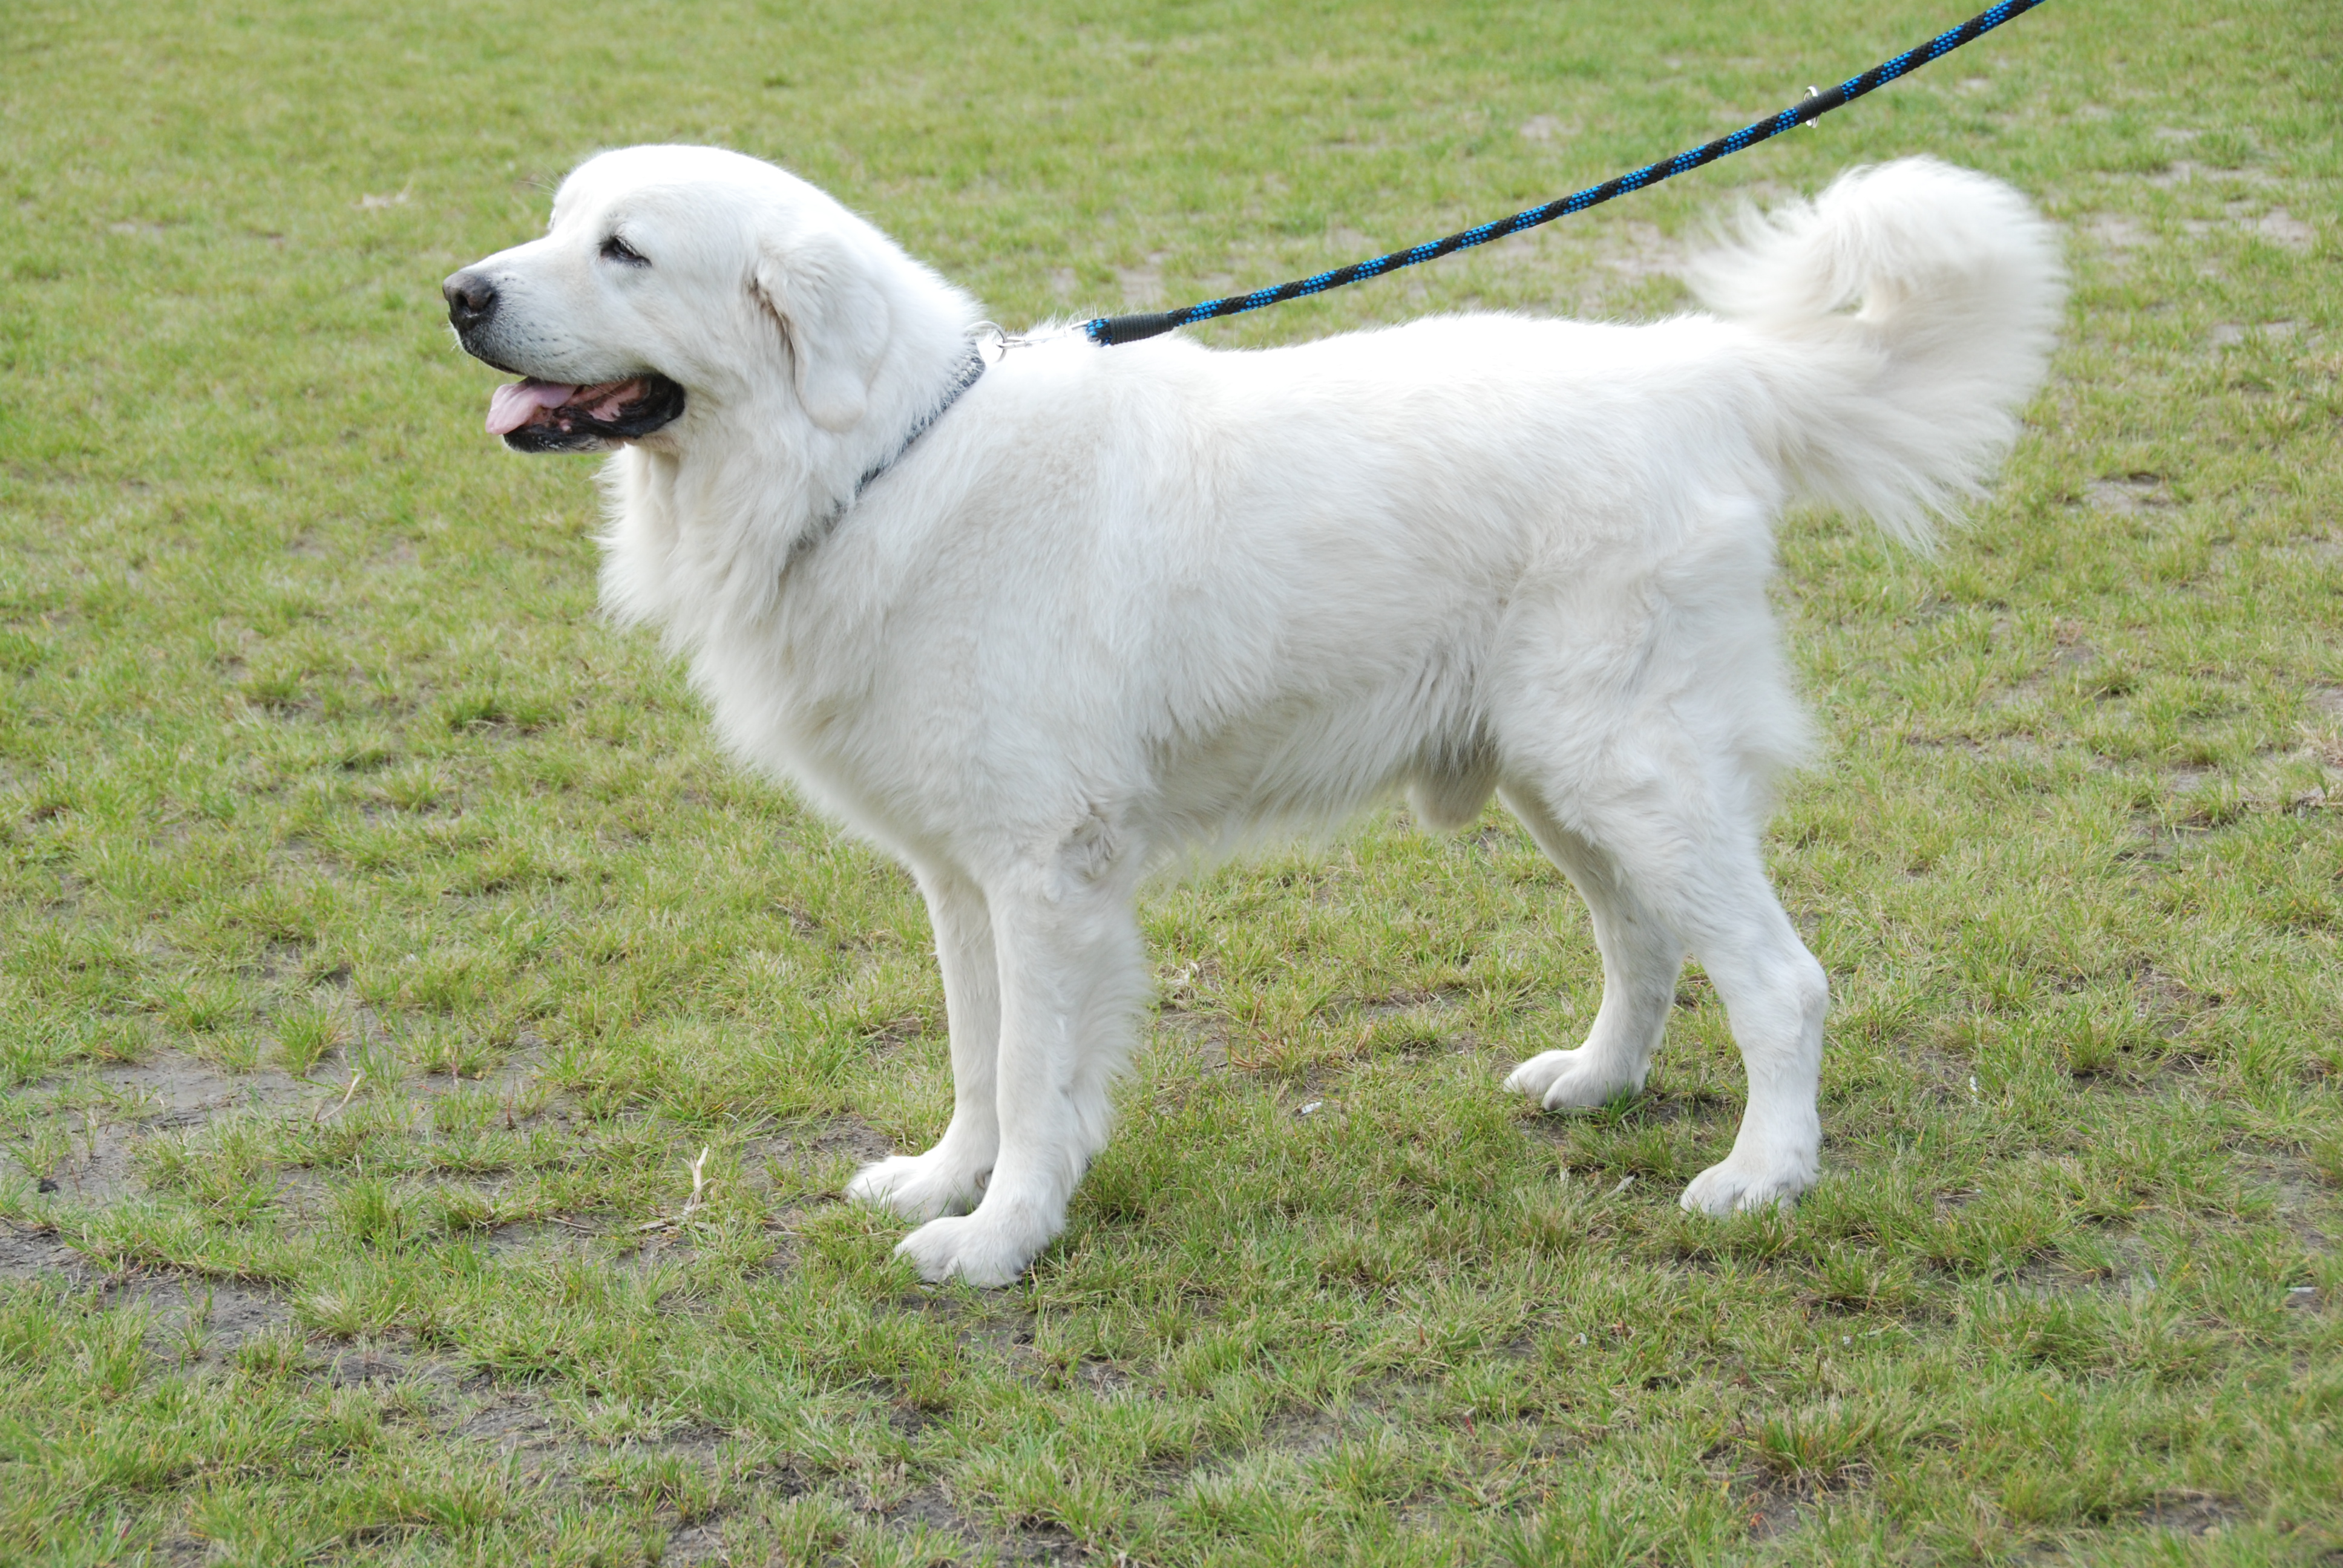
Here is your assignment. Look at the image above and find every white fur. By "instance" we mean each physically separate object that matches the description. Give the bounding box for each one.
[456,146,2063,1285]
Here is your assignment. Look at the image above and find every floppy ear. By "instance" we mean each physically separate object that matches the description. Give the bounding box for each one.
[753,229,892,433]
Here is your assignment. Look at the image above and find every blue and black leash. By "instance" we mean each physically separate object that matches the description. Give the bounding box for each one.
[1083,0,2049,347]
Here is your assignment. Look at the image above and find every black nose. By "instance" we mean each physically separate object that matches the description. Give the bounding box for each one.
[442,270,498,333]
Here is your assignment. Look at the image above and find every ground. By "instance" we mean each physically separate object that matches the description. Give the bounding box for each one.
[0,0,2339,1563]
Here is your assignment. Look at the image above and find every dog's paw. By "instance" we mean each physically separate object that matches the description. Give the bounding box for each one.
[845,1152,988,1222]
[1679,1149,1818,1216]
[894,1214,1038,1288]
[1504,1047,1642,1111]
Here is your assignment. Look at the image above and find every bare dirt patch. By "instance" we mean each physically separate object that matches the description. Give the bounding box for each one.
[2140,1492,2241,1535]
[2079,213,2150,256]
[1737,1475,1807,1541]
[2212,319,2309,349]
[457,1390,565,1453]
[2082,474,2174,515]
[0,1221,92,1282]
[24,1050,337,1204]
[120,1270,294,1352]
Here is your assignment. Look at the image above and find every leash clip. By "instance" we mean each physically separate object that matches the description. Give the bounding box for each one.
[974,321,1032,362]
[974,321,1078,362]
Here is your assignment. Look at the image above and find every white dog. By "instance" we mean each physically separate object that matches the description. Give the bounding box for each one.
[445,145,2060,1285]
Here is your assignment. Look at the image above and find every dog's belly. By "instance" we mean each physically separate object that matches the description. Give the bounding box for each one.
[1139,629,1499,837]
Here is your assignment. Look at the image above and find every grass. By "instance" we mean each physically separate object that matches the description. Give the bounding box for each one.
[1,0,2338,1561]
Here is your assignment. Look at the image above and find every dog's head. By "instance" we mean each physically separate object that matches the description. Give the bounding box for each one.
[444,145,901,453]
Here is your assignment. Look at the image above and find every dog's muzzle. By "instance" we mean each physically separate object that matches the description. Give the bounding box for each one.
[442,269,688,452]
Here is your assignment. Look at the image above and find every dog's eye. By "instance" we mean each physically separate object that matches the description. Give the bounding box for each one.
[600,235,649,267]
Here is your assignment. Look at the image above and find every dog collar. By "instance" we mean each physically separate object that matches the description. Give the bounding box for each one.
[850,341,988,503]
[791,340,987,567]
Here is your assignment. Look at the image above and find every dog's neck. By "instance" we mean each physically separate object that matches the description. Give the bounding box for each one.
[786,339,989,567]
[600,281,985,651]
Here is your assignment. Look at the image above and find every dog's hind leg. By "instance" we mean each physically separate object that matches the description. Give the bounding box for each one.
[1671,868,1827,1215]
[1500,776,1826,1214]
[846,863,1000,1221]
[893,824,1147,1285]
[1499,789,1683,1111]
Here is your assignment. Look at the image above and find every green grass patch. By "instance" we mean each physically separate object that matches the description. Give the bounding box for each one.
[2,0,2339,1561]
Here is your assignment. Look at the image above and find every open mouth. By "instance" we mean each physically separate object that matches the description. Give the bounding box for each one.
[484,374,687,452]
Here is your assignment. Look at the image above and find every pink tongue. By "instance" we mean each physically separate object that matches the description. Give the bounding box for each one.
[486,380,578,435]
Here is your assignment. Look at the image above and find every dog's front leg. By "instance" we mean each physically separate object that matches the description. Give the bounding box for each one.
[847,864,1000,1221]
[893,858,1142,1287]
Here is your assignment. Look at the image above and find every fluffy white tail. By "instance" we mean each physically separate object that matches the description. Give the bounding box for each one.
[1688,157,2066,547]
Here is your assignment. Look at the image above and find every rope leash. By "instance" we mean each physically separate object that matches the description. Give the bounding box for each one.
[1083,0,2049,347]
